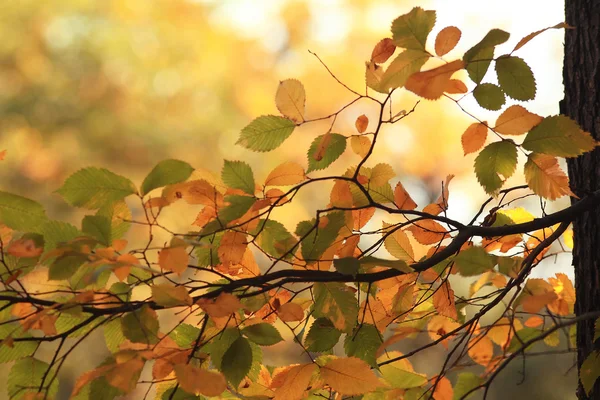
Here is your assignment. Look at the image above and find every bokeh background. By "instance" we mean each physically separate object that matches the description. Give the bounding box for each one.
[0,0,575,399]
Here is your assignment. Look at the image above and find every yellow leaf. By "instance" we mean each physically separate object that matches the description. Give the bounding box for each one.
[365,61,385,93]
[218,231,248,265]
[435,26,461,56]
[494,105,543,135]
[393,181,417,210]
[563,228,574,249]
[371,38,396,64]
[382,222,415,263]
[275,79,305,123]
[405,60,464,100]
[320,357,381,395]
[461,122,488,155]
[433,281,458,320]
[350,136,371,158]
[355,114,369,133]
[524,153,575,200]
[265,162,306,186]
[273,363,317,400]
[151,284,193,307]
[330,180,353,208]
[277,302,304,322]
[197,292,242,318]
[158,238,189,275]
[370,163,395,187]
[174,364,227,397]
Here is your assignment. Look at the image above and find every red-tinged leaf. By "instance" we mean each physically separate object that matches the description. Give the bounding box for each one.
[352,207,376,230]
[355,114,369,133]
[350,136,371,158]
[72,364,114,396]
[313,132,332,162]
[461,122,488,155]
[151,284,193,307]
[428,316,460,347]
[278,302,304,322]
[394,182,417,210]
[433,281,458,320]
[371,38,396,63]
[265,162,305,186]
[433,376,454,400]
[273,363,317,400]
[330,180,353,208]
[524,153,575,200]
[218,231,248,265]
[158,237,188,275]
[435,26,461,56]
[193,206,217,227]
[175,364,227,397]
[376,327,420,357]
[468,335,493,366]
[113,253,139,281]
[197,293,243,318]
[424,174,455,215]
[524,316,544,328]
[338,234,360,258]
[0,149,6,160]
[105,357,145,393]
[320,357,381,395]
[521,279,558,313]
[405,60,465,100]
[407,220,447,245]
[163,179,223,207]
[6,238,43,258]
[513,22,572,52]
[445,79,468,94]
[494,105,543,136]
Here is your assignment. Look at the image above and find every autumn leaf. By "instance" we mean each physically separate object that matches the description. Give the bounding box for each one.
[433,281,458,320]
[355,114,369,133]
[513,22,572,52]
[405,60,464,100]
[197,293,243,318]
[277,302,305,322]
[371,38,396,63]
[151,284,193,307]
[461,122,488,155]
[406,219,447,245]
[175,364,227,397]
[435,26,461,56]
[218,230,247,265]
[383,222,415,263]
[158,237,189,275]
[265,162,305,186]
[273,363,317,400]
[444,79,468,94]
[494,105,543,135]
[394,181,417,210]
[275,79,306,123]
[468,335,493,366]
[350,136,371,158]
[524,153,574,200]
[370,163,395,187]
[320,357,381,395]
[423,174,454,215]
[330,180,353,208]
[6,238,43,258]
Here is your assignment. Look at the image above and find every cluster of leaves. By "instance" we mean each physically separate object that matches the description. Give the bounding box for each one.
[1,6,600,400]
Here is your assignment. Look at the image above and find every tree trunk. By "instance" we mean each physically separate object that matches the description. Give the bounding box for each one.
[561,1,600,398]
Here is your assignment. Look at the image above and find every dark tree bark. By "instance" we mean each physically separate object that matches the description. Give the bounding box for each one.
[561,1,600,398]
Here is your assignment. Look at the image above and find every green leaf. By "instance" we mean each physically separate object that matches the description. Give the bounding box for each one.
[300,212,346,261]
[581,350,600,395]
[380,360,427,389]
[222,160,256,195]
[207,328,241,369]
[313,282,358,333]
[0,191,47,231]
[474,140,518,194]
[359,256,412,274]
[38,220,81,252]
[82,215,112,246]
[391,7,436,51]
[454,246,496,276]
[344,324,382,367]
[103,319,126,353]
[48,253,88,281]
[8,357,58,400]
[307,133,347,173]
[380,50,430,91]
[236,115,296,152]
[141,159,194,196]
[368,183,395,204]
[200,195,256,235]
[194,232,224,267]
[464,29,510,83]
[0,324,37,363]
[161,387,203,400]
[333,257,360,276]
[305,318,342,352]
[96,200,131,240]
[170,323,201,348]
[522,115,597,157]
[121,305,159,344]
[507,327,540,352]
[221,336,252,387]
[252,219,296,260]
[453,372,483,400]
[242,323,283,346]
[473,83,505,111]
[495,55,536,100]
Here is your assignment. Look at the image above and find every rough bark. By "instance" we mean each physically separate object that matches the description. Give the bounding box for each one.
[561,1,600,398]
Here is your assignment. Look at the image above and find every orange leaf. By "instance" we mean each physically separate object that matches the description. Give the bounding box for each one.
[494,105,543,135]
[6,238,43,258]
[277,302,304,322]
[273,363,317,400]
[144,197,170,209]
[468,336,493,366]
[0,149,6,160]
[435,26,461,56]
[461,122,488,155]
[405,60,464,100]
[371,38,396,64]
[330,180,353,208]
[513,23,572,52]
[163,180,222,207]
[444,79,468,94]
[218,231,248,265]
[193,206,217,228]
[423,174,455,215]
[524,316,544,328]
[433,376,454,400]
[350,136,371,158]
[406,220,447,245]
[313,132,332,161]
[427,316,460,348]
[355,115,369,133]
[158,238,189,275]
[320,357,381,395]
[433,281,458,320]
[175,364,227,397]
[524,153,575,200]
[265,162,306,186]
[197,292,242,318]
[352,207,376,230]
[105,357,145,393]
[394,182,417,210]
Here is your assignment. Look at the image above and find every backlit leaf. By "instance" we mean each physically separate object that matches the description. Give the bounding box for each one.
[330,180,353,208]
[307,133,347,173]
[445,79,468,94]
[522,115,597,157]
[344,324,382,367]
[82,215,112,246]
[453,372,482,400]
[468,336,493,366]
[242,323,283,346]
[513,22,571,52]
[140,159,194,196]
[391,7,436,51]
[305,318,342,352]
[275,79,306,123]
[56,167,137,209]
[463,29,510,83]
[524,153,574,200]
[370,163,395,187]
[8,358,58,400]
[383,222,415,262]
[580,350,600,395]
[174,364,227,397]
[355,114,369,133]
[265,162,305,186]
[495,55,536,100]
[278,302,305,322]
[494,105,543,135]
[121,305,159,344]
[222,160,255,195]
[350,136,371,158]
[406,219,447,245]
[405,60,464,100]
[380,50,429,91]
[151,284,192,307]
[333,257,360,276]
[474,140,517,194]
[461,122,488,155]
[197,293,242,318]
[454,246,496,276]
[0,191,47,231]
[435,26,461,56]
[472,83,505,111]
[371,38,396,63]
[321,357,381,395]
[433,281,458,320]
[394,182,418,210]
[366,61,386,93]
[158,238,189,275]
[313,282,358,333]
[218,230,247,265]
[273,363,317,400]
[237,115,296,152]
[221,337,252,387]
[379,355,427,389]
